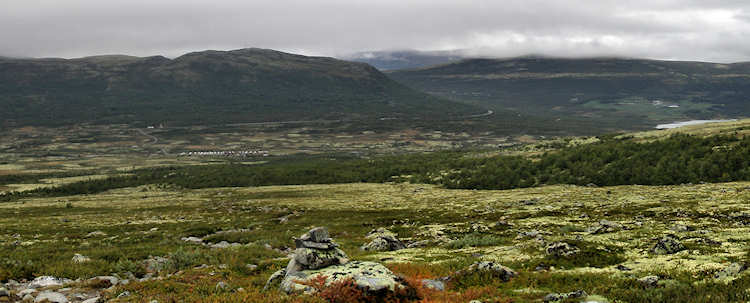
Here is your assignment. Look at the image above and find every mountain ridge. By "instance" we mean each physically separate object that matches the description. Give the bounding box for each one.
[388,56,750,129]
[0,48,480,128]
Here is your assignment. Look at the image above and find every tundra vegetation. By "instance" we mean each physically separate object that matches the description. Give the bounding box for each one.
[0,120,749,302]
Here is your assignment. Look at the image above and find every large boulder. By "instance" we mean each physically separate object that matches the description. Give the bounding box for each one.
[650,234,685,255]
[280,261,414,294]
[361,228,406,252]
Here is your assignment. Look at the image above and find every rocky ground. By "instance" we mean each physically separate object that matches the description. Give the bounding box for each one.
[2,181,750,302]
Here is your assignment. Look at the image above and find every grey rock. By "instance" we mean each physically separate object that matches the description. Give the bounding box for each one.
[181,236,203,244]
[215,281,229,291]
[714,262,746,280]
[517,230,541,239]
[421,279,445,291]
[18,289,36,297]
[650,234,686,255]
[267,227,414,300]
[298,227,331,243]
[34,291,68,303]
[246,264,258,270]
[287,246,349,273]
[543,290,588,302]
[30,276,64,289]
[263,269,286,291]
[81,297,101,303]
[361,228,406,252]
[210,241,241,249]
[545,241,580,257]
[117,291,130,298]
[71,254,91,263]
[144,256,170,273]
[280,261,414,295]
[295,239,337,250]
[638,275,660,288]
[23,294,35,302]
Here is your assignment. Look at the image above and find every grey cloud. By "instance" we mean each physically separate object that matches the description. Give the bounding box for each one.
[1,0,750,62]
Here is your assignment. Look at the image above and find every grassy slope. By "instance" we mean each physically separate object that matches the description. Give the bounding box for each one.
[3,182,750,302]
[388,57,750,130]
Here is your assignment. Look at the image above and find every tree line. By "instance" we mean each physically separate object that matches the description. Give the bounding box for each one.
[2,134,748,202]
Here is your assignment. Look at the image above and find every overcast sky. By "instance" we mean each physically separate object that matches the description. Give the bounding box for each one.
[3,0,750,62]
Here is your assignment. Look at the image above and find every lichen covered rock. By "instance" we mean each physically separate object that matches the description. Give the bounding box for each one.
[714,262,746,281]
[638,275,660,288]
[361,228,406,252]
[650,234,685,255]
[545,241,580,257]
[543,290,588,302]
[280,261,412,294]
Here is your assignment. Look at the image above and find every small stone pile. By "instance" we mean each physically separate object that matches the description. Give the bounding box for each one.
[361,228,406,252]
[266,227,416,298]
[286,227,349,274]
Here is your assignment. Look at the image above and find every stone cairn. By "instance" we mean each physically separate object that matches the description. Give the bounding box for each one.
[265,227,349,290]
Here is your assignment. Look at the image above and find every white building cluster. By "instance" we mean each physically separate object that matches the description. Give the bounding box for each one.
[179,150,270,157]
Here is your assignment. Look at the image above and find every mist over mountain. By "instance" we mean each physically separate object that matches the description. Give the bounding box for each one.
[343,50,465,70]
[389,56,750,128]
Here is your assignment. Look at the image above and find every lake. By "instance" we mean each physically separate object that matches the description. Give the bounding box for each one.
[655,119,737,129]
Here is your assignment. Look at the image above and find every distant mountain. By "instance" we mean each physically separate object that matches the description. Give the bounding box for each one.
[0,48,483,128]
[389,56,750,129]
[343,50,464,71]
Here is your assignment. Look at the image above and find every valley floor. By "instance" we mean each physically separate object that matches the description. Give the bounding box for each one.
[2,181,750,302]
